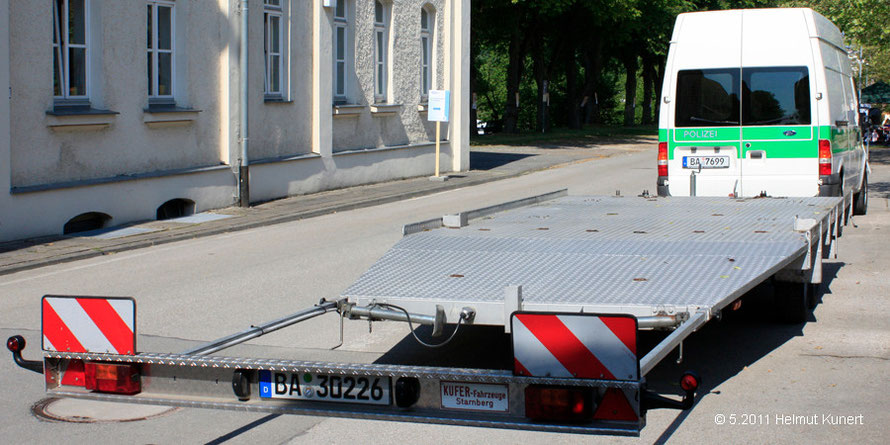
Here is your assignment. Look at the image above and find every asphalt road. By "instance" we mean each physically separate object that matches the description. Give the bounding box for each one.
[1,146,887,444]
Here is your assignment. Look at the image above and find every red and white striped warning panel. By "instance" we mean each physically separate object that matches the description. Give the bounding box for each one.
[42,295,136,355]
[511,312,638,381]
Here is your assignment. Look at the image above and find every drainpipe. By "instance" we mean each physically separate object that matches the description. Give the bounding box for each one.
[238,0,250,207]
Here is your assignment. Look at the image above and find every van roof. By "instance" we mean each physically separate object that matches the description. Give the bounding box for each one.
[670,8,845,70]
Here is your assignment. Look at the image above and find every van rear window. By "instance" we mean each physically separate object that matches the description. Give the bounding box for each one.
[742,67,810,125]
[675,67,811,127]
[675,69,741,127]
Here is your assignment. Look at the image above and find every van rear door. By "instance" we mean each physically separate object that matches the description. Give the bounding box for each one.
[738,9,819,197]
[671,68,742,196]
[738,67,816,196]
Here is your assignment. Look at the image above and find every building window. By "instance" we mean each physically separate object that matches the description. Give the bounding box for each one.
[147,1,175,102]
[420,7,433,99]
[264,1,283,97]
[374,1,389,102]
[53,0,89,101]
[333,1,349,103]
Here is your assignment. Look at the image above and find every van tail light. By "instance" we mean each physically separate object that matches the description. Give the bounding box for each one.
[818,139,832,176]
[84,362,141,395]
[525,386,594,422]
[657,142,669,177]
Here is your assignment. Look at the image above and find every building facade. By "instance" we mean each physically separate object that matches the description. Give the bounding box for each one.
[0,0,470,242]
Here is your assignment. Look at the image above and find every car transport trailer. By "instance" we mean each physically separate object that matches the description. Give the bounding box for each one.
[7,190,850,436]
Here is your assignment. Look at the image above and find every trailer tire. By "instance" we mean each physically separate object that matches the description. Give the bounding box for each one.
[775,281,811,324]
[853,172,868,216]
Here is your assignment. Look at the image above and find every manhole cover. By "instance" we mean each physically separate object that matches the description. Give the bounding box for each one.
[33,397,179,423]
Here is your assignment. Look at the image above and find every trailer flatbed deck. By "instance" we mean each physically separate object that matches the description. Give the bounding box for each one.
[344,192,845,327]
[7,191,851,437]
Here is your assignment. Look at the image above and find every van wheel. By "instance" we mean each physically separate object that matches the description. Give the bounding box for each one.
[853,172,868,215]
[775,281,811,324]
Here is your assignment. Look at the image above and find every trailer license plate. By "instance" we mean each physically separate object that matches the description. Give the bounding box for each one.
[258,370,391,406]
[683,156,729,168]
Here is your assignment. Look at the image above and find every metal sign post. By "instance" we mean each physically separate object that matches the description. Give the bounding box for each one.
[428,90,450,179]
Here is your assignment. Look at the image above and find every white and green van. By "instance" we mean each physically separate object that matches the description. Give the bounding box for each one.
[657,8,868,214]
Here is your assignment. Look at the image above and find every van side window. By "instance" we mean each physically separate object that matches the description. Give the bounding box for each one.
[742,67,810,126]
[675,69,740,127]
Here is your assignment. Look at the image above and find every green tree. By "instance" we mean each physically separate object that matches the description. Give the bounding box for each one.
[782,0,890,83]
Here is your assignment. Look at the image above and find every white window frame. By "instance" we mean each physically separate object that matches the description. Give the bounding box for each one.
[147,0,176,103]
[333,1,349,103]
[53,0,90,101]
[374,1,389,103]
[264,0,284,98]
[420,7,434,100]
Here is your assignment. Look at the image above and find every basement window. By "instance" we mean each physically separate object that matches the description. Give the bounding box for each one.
[63,212,111,235]
[156,198,195,220]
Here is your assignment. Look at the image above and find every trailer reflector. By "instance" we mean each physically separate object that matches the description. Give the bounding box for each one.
[511,313,639,381]
[41,295,136,355]
[593,388,638,421]
[59,360,85,387]
[681,373,700,392]
[84,362,141,395]
[524,386,593,421]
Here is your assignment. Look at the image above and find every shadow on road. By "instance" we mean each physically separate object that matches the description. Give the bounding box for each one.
[470,151,535,171]
[374,262,845,440]
[867,146,890,165]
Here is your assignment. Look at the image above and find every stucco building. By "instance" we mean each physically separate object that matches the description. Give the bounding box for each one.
[0,0,470,242]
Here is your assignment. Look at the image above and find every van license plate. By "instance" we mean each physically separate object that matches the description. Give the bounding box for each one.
[259,370,391,406]
[683,156,729,169]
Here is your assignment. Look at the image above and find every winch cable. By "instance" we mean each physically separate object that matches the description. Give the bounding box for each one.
[372,303,465,349]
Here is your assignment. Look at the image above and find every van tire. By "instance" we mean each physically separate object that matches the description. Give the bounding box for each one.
[853,172,868,215]
[775,281,810,324]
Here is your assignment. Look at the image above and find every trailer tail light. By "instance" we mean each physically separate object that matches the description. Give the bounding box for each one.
[525,386,593,422]
[84,362,141,395]
[819,139,832,176]
[657,142,669,177]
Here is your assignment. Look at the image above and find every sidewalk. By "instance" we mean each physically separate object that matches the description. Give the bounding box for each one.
[0,138,654,276]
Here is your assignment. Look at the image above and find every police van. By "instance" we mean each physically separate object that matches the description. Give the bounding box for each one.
[657,8,868,214]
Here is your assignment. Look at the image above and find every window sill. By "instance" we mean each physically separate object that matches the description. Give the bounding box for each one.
[11,164,230,195]
[333,141,441,157]
[143,106,201,127]
[370,103,402,116]
[332,104,365,117]
[264,97,293,104]
[46,106,119,131]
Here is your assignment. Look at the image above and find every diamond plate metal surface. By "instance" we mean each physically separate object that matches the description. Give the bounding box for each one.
[42,351,638,389]
[344,196,841,316]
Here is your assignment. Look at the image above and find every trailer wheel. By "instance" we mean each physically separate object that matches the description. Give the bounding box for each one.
[853,172,868,216]
[775,281,811,324]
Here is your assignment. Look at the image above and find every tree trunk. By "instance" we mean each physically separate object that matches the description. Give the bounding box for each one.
[566,50,582,130]
[532,33,547,133]
[469,41,479,136]
[503,26,527,134]
[582,40,604,125]
[641,55,655,125]
[654,56,666,125]
[623,54,639,127]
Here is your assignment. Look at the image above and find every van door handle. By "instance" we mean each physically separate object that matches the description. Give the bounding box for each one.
[783,130,797,136]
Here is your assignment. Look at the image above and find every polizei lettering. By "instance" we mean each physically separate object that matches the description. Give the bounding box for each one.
[440,382,509,412]
[682,129,717,139]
